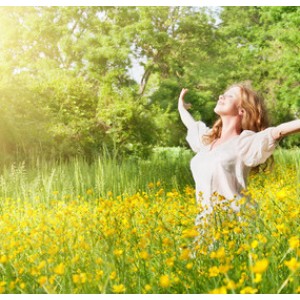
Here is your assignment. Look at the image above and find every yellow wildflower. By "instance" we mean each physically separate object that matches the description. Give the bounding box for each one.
[251,258,269,274]
[159,275,171,288]
[72,273,87,284]
[181,228,198,239]
[113,249,123,257]
[144,284,152,292]
[110,271,117,280]
[112,284,126,293]
[19,282,26,290]
[0,282,6,294]
[284,257,300,272]
[140,251,149,260]
[148,182,154,189]
[86,189,93,195]
[209,266,220,277]
[166,257,175,267]
[179,248,191,260]
[53,263,65,275]
[186,262,193,270]
[240,286,258,294]
[0,255,8,264]
[38,276,47,286]
[288,236,299,250]
[251,240,258,249]
[37,260,46,270]
[254,273,262,283]
[219,264,232,274]
[225,279,236,290]
[209,286,227,294]
[276,190,287,200]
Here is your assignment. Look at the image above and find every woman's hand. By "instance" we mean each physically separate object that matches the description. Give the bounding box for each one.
[179,88,192,110]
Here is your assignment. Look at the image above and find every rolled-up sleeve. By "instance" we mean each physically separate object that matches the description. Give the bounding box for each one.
[238,127,277,167]
[186,121,209,153]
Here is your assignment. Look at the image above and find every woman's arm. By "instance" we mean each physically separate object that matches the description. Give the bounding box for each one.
[178,88,196,129]
[271,120,300,140]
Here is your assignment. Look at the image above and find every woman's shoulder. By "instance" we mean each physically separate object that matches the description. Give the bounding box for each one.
[239,127,275,138]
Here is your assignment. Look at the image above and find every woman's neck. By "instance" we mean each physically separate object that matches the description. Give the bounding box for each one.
[219,116,242,140]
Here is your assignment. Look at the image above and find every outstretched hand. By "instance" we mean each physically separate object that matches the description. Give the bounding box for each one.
[179,88,192,110]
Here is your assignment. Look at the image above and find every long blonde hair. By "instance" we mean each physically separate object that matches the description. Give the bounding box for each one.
[203,82,269,145]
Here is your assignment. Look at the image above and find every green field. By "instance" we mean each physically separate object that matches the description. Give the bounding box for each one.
[0,148,299,294]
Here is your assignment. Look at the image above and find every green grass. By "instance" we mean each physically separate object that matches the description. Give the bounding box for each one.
[0,147,298,203]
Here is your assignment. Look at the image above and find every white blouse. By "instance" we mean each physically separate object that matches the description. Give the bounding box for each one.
[185,120,277,218]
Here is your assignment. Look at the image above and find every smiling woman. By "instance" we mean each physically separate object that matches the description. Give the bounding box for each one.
[178,82,300,222]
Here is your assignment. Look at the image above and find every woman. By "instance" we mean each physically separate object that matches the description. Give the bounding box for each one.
[178,82,300,221]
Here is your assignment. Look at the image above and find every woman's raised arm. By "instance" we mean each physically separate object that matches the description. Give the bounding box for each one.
[271,119,300,140]
[178,88,196,129]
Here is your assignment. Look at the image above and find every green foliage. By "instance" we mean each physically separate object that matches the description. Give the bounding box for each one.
[0,6,299,164]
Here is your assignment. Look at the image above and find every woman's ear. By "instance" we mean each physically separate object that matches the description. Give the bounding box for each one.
[238,107,245,117]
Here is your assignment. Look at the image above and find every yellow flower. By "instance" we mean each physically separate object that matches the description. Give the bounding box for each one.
[148,182,154,189]
[284,257,300,272]
[37,260,46,270]
[181,228,198,239]
[110,271,117,280]
[72,273,87,284]
[53,263,65,275]
[179,248,191,260]
[112,284,126,293]
[96,258,103,265]
[225,280,236,290]
[216,247,226,259]
[288,236,299,250]
[251,258,269,274]
[254,273,262,283]
[86,189,93,195]
[140,251,149,260]
[19,282,26,290]
[144,284,152,292]
[209,266,220,277]
[166,257,175,267]
[72,254,80,264]
[38,276,47,286]
[240,286,258,294]
[251,240,259,249]
[219,264,232,274]
[162,237,172,246]
[159,275,171,288]
[186,262,193,270]
[0,282,6,294]
[72,274,80,284]
[276,190,287,200]
[0,255,8,264]
[209,286,227,294]
[113,249,123,257]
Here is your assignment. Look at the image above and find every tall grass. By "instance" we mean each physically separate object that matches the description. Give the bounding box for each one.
[0,147,193,202]
[0,147,299,203]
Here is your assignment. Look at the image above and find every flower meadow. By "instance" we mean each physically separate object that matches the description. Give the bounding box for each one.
[0,149,299,294]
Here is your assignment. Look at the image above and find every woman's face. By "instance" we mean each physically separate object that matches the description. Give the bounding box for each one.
[214,86,241,116]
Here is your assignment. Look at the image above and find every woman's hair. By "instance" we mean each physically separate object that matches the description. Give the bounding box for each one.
[203,82,269,145]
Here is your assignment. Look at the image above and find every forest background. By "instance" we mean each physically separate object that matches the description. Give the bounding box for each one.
[0,6,299,164]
